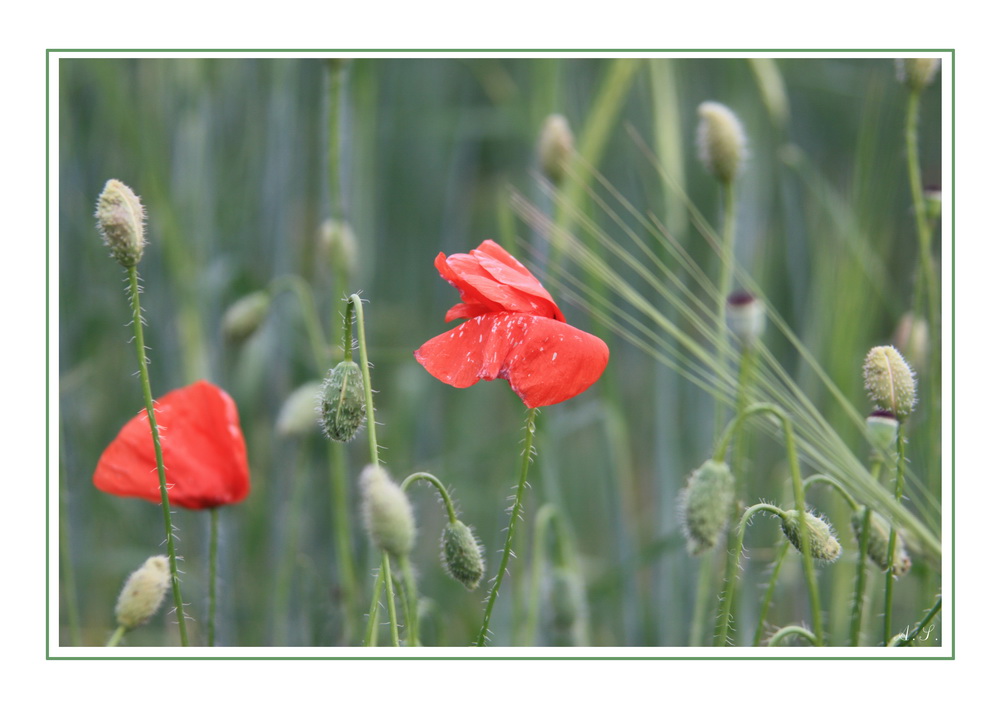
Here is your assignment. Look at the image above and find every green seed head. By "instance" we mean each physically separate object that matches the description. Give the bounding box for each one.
[95,179,146,268]
[538,114,575,183]
[696,101,747,184]
[852,508,911,577]
[114,555,171,630]
[679,460,735,555]
[441,520,485,590]
[780,510,842,562]
[222,291,271,343]
[360,465,415,558]
[318,360,366,442]
[895,58,941,92]
[863,345,917,420]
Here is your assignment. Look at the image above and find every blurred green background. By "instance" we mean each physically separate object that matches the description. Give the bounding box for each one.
[58,55,943,648]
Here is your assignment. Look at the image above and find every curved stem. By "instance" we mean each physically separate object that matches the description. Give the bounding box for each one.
[767,625,819,647]
[269,274,330,370]
[401,472,458,523]
[803,474,861,513]
[715,502,784,646]
[127,266,188,646]
[476,406,538,646]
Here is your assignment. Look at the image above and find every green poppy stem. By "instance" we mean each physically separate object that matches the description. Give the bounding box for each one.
[127,266,188,647]
[477,406,538,646]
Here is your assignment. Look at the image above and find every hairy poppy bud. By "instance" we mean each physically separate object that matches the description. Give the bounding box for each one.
[538,114,575,183]
[895,58,941,92]
[222,291,271,343]
[95,179,146,268]
[441,520,485,590]
[863,345,917,420]
[679,460,735,555]
[852,508,911,577]
[115,556,171,630]
[276,380,324,437]
[780,510,842,562]
[726,291,765,347]
[318,360,366,442]
[360,465,415,558]
[696,101,747,184]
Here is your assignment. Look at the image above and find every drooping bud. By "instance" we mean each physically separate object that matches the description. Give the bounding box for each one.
[222,291,271,343]
[440,520,485,590]
[866,410,900,456]
[679,460,735,555]
[863,345,917,420]
[538,114,575,183]
[114,555,171,630]
[95,179,146,268]
[360,465,415,558]
[318,360,365,441]
[895,58,941,92]
[546,566,588,646]
[780,510,842,562]
[696,101,747,184]
[276,379,324,436]
[852,508,911,577]
[726,291,766,347]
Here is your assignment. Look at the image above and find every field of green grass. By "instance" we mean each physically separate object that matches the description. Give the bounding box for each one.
[57,55,944,649]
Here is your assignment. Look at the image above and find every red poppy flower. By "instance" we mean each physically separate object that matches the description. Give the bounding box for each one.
[94,381,250,510]
[414,239,608,408]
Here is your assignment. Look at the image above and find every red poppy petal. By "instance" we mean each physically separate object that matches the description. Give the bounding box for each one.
[414,313,608,407]
[472,241,564,321]
[94,381,250,510]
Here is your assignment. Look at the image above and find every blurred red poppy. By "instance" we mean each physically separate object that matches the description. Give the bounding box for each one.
[94,381,250,510]
[414,240,608,408]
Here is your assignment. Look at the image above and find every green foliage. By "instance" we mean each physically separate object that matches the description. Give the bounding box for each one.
[59,56,943,647]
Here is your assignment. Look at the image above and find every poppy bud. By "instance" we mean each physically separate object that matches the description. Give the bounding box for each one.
[318,360,366,442]
[895,58,941,92]
[852,508,911,577]
[866,410,900,456]
[440,520,485,590]
[696,101,747,184]
[360,465,415,558]
[538,114,575,183]
[780,510,842,562]
[95,179,146,268]
[319,218,358,279]
[114,555,171,630]
[726,290,765,347]
[679,460,735,555]
[546,566,588,646]
[863,345,917,420]
[222,291,271,343]
[276,380,324,437]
